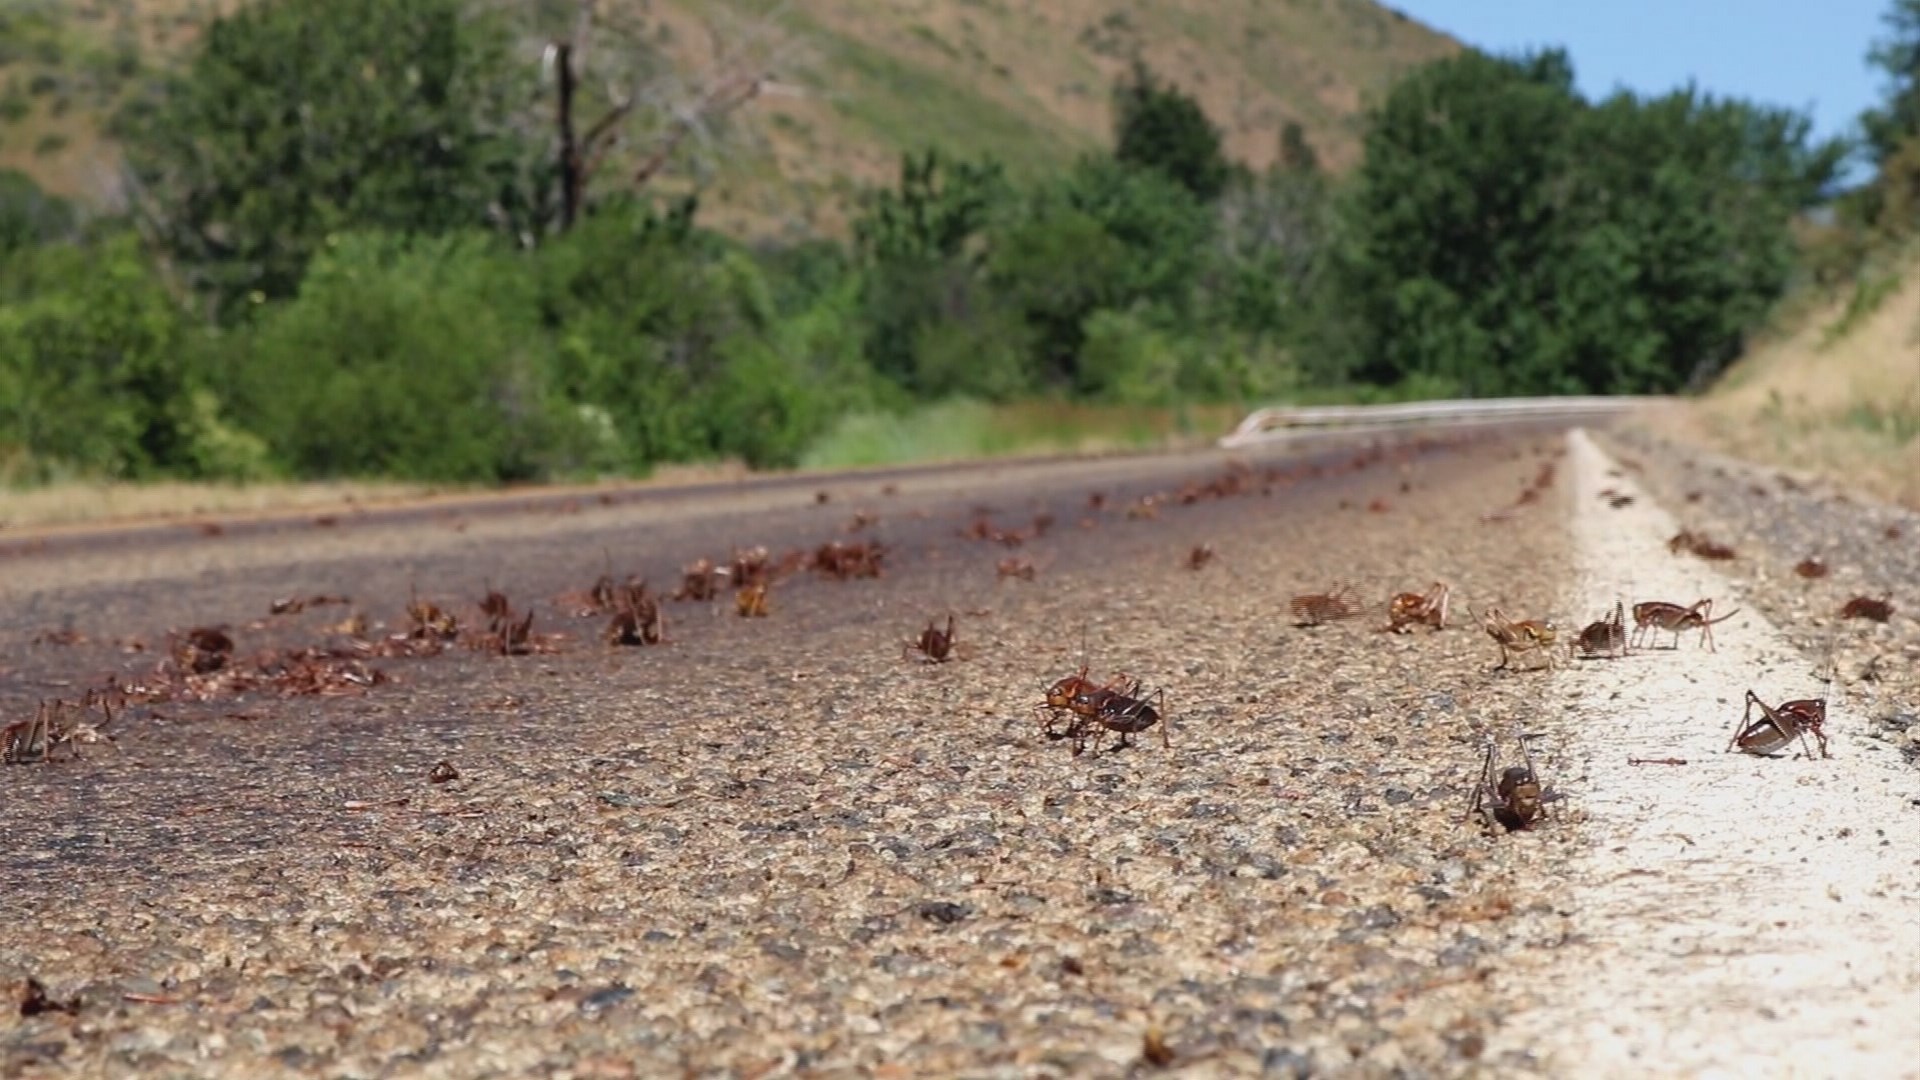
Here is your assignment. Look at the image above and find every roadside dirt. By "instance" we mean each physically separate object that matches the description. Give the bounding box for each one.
[1486,430,1920,1076]
[2,422,1912,1078]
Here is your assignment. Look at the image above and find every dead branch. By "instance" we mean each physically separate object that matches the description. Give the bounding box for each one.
[545,0,804,227]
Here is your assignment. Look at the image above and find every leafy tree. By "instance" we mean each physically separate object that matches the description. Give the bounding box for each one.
[1331,48,1839,396]
[852,149,1009,265]
[1566,88,1844,388]
[1864,0,1920,167]
[989,156,1213,386]
[1208,155,1332,342]
[1336,49,1582,393]
[121,0,544,313]
[538,199,871,468]
[851,150,1012,387]
[1112,60,1232,202]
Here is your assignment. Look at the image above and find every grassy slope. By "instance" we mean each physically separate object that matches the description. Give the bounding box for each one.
[1663,264,1920,508]
[0,0,1459,234]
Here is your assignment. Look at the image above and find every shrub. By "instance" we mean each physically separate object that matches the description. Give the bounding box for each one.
[218,231,590,482]
[0,232,248,480]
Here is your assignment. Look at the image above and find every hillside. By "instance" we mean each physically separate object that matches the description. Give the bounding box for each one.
[1670,266,1920,508]
[0,0,1459,237]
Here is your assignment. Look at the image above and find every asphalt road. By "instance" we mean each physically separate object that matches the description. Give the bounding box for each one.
[4,424,1607,1078]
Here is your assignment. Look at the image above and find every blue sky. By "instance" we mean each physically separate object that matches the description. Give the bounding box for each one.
[1391,1,1892,152]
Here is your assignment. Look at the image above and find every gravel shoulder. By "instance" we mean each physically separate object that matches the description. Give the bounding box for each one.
[1597,419,1920,761]
[1487,429,1920,1077]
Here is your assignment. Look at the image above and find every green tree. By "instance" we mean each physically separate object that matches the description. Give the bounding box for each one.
[539,199,872,468]
[1112,60,1232,202]
[988,156,1213,386]
[852,149,1008,265]
[1336,49,1583,393]
[121,0,544,313]
[1332,47,1841,396]
[1208,151,1332,344]
[1566,88,1844,389]
[1864,0,1920,167]
[850,150,1012,389]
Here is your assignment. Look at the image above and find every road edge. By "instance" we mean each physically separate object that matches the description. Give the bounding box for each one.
[1490,428,1920,1078]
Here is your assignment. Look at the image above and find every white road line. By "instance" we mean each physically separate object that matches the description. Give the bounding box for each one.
[1495,428,1920,1079]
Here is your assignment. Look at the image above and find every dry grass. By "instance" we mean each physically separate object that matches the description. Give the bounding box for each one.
[1649,270,1920,509]
[0,478,449,532]
[0,459,772,534]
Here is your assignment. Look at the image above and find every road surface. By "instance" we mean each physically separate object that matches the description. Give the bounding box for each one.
[3,420,1915,1079]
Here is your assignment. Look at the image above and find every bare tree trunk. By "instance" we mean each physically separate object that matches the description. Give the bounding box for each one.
[545,0,797,228]
[556,40,583,230]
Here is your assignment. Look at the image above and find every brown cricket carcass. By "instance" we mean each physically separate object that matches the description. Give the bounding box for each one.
[674,558,724,602]
[606,582,667,647]
[1384,581,1451,633]
[406,589,459,641]
[171,626,236,674]
[1290,583,1362,627]
[1839,593,1894,623]
[1667,529,1737,560]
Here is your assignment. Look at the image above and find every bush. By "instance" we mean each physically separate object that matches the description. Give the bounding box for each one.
[0,232,255,480]
[1076,307,1179,404]
[910,303,1036,401]
[538,203,883,470]
[218,231,592,482]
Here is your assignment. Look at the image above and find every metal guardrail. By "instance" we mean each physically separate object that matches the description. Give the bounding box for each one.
[1217,395,1669,449]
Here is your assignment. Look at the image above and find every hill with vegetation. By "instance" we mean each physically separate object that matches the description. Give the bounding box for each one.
[0,0,1881,499]
[0,0,1459,235]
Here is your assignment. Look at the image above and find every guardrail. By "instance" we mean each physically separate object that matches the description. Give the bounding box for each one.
[1217,395,1669,449]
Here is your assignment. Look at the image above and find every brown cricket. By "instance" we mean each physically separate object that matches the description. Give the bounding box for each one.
[1064,675,1169,757]
[1630,598,1738,652]
[1468,736,1555,831]
[1728,690,1829,759]
[1481,607,1559,670]
[734,581,771,618]
[903,614,957,663]
[1570,599,1628,659]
